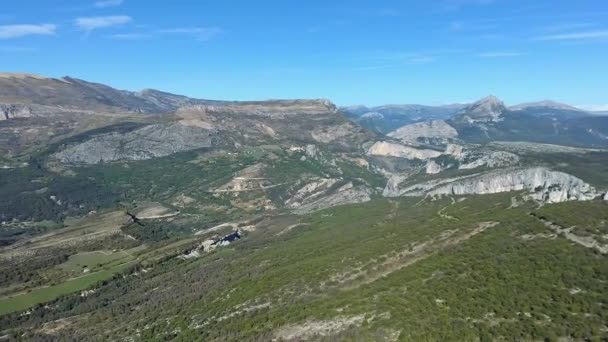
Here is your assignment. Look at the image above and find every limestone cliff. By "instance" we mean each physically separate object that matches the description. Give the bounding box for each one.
[52,122,215,164]
[384,167,599,203]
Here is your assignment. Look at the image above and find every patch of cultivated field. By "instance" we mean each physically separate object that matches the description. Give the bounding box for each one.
[57,250,134,273]
[0,210,131,259]
[0,261,136,315]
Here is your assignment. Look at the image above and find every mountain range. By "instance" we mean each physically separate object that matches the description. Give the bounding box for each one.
[1,72,608,340]
[344,95,608,147]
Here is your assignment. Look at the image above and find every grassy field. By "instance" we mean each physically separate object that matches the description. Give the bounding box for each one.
[0,261,135,315]
[58,250,134,273]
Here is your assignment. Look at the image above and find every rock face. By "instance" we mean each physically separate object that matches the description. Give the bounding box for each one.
[385,167,598,203]
[425,160,443,174]
[0,103,32,120]
[286,179,372,214]
[360,112,384,120]
[175,101,372,150]
[367,141,442,160]
[388,120,458,143]
[52,122,214,164]
[459,151,520,170]
[182,99,337,118]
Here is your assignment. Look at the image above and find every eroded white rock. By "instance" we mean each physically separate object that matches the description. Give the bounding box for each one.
[367,141,442,160]
[386,167,598,203]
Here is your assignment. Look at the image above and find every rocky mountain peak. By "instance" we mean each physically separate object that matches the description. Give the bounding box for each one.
[457,95,507,123]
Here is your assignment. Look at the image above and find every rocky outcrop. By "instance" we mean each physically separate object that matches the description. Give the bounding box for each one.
[52,122,214,164]
[292,183,372,214]
[286,179,372,214]
[311,123,358,143]
[459,151,520,170]
[367,141,442,160]
[360,112,384,120]
[445,144,464,158]
[425,160,443,174]
[0,104,32,120]
[388,120,458,143]
[182,99,337,118]
[385,167,598,203]
[487,141,603,154]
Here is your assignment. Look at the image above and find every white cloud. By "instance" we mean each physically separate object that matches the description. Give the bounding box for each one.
[157,27,222,41]
[478,51,525,58]
[94,0,123,8]
[75,15,131,31]
[534,30,608,41]
[0,24,56,39]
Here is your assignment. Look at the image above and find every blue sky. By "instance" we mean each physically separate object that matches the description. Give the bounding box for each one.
[1,0,607,108]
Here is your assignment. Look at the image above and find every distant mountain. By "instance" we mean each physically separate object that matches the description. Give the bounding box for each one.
[0,73,369,157]
[510,100,584,112]
[0,72,224,118]
[341,103,463,133]
[509,100,589,120]
[447,95,608,147]
[451,95,507,123]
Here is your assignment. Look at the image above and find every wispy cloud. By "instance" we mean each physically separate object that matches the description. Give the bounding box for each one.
[478,51,525,58]
[533,30,608,41]
[107,33,150,40]
[0,45,38,52]
[156,27,222,41]
[449,21,498,32]
[540,23,597,33]
[351,51,438,70]
[75,15,131,31]
[94,0,123,8]
[374,8,402,17]
[409,56,437,63]
[441,0,497,10]
[0,24,56,39]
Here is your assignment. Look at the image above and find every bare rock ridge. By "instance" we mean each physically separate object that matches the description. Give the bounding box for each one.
[178,99,338,117]
[367,141,443,160]
[388,120,458,143]
[385,167,599,203]
[52,123,215,164]
[286,179,372,214]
